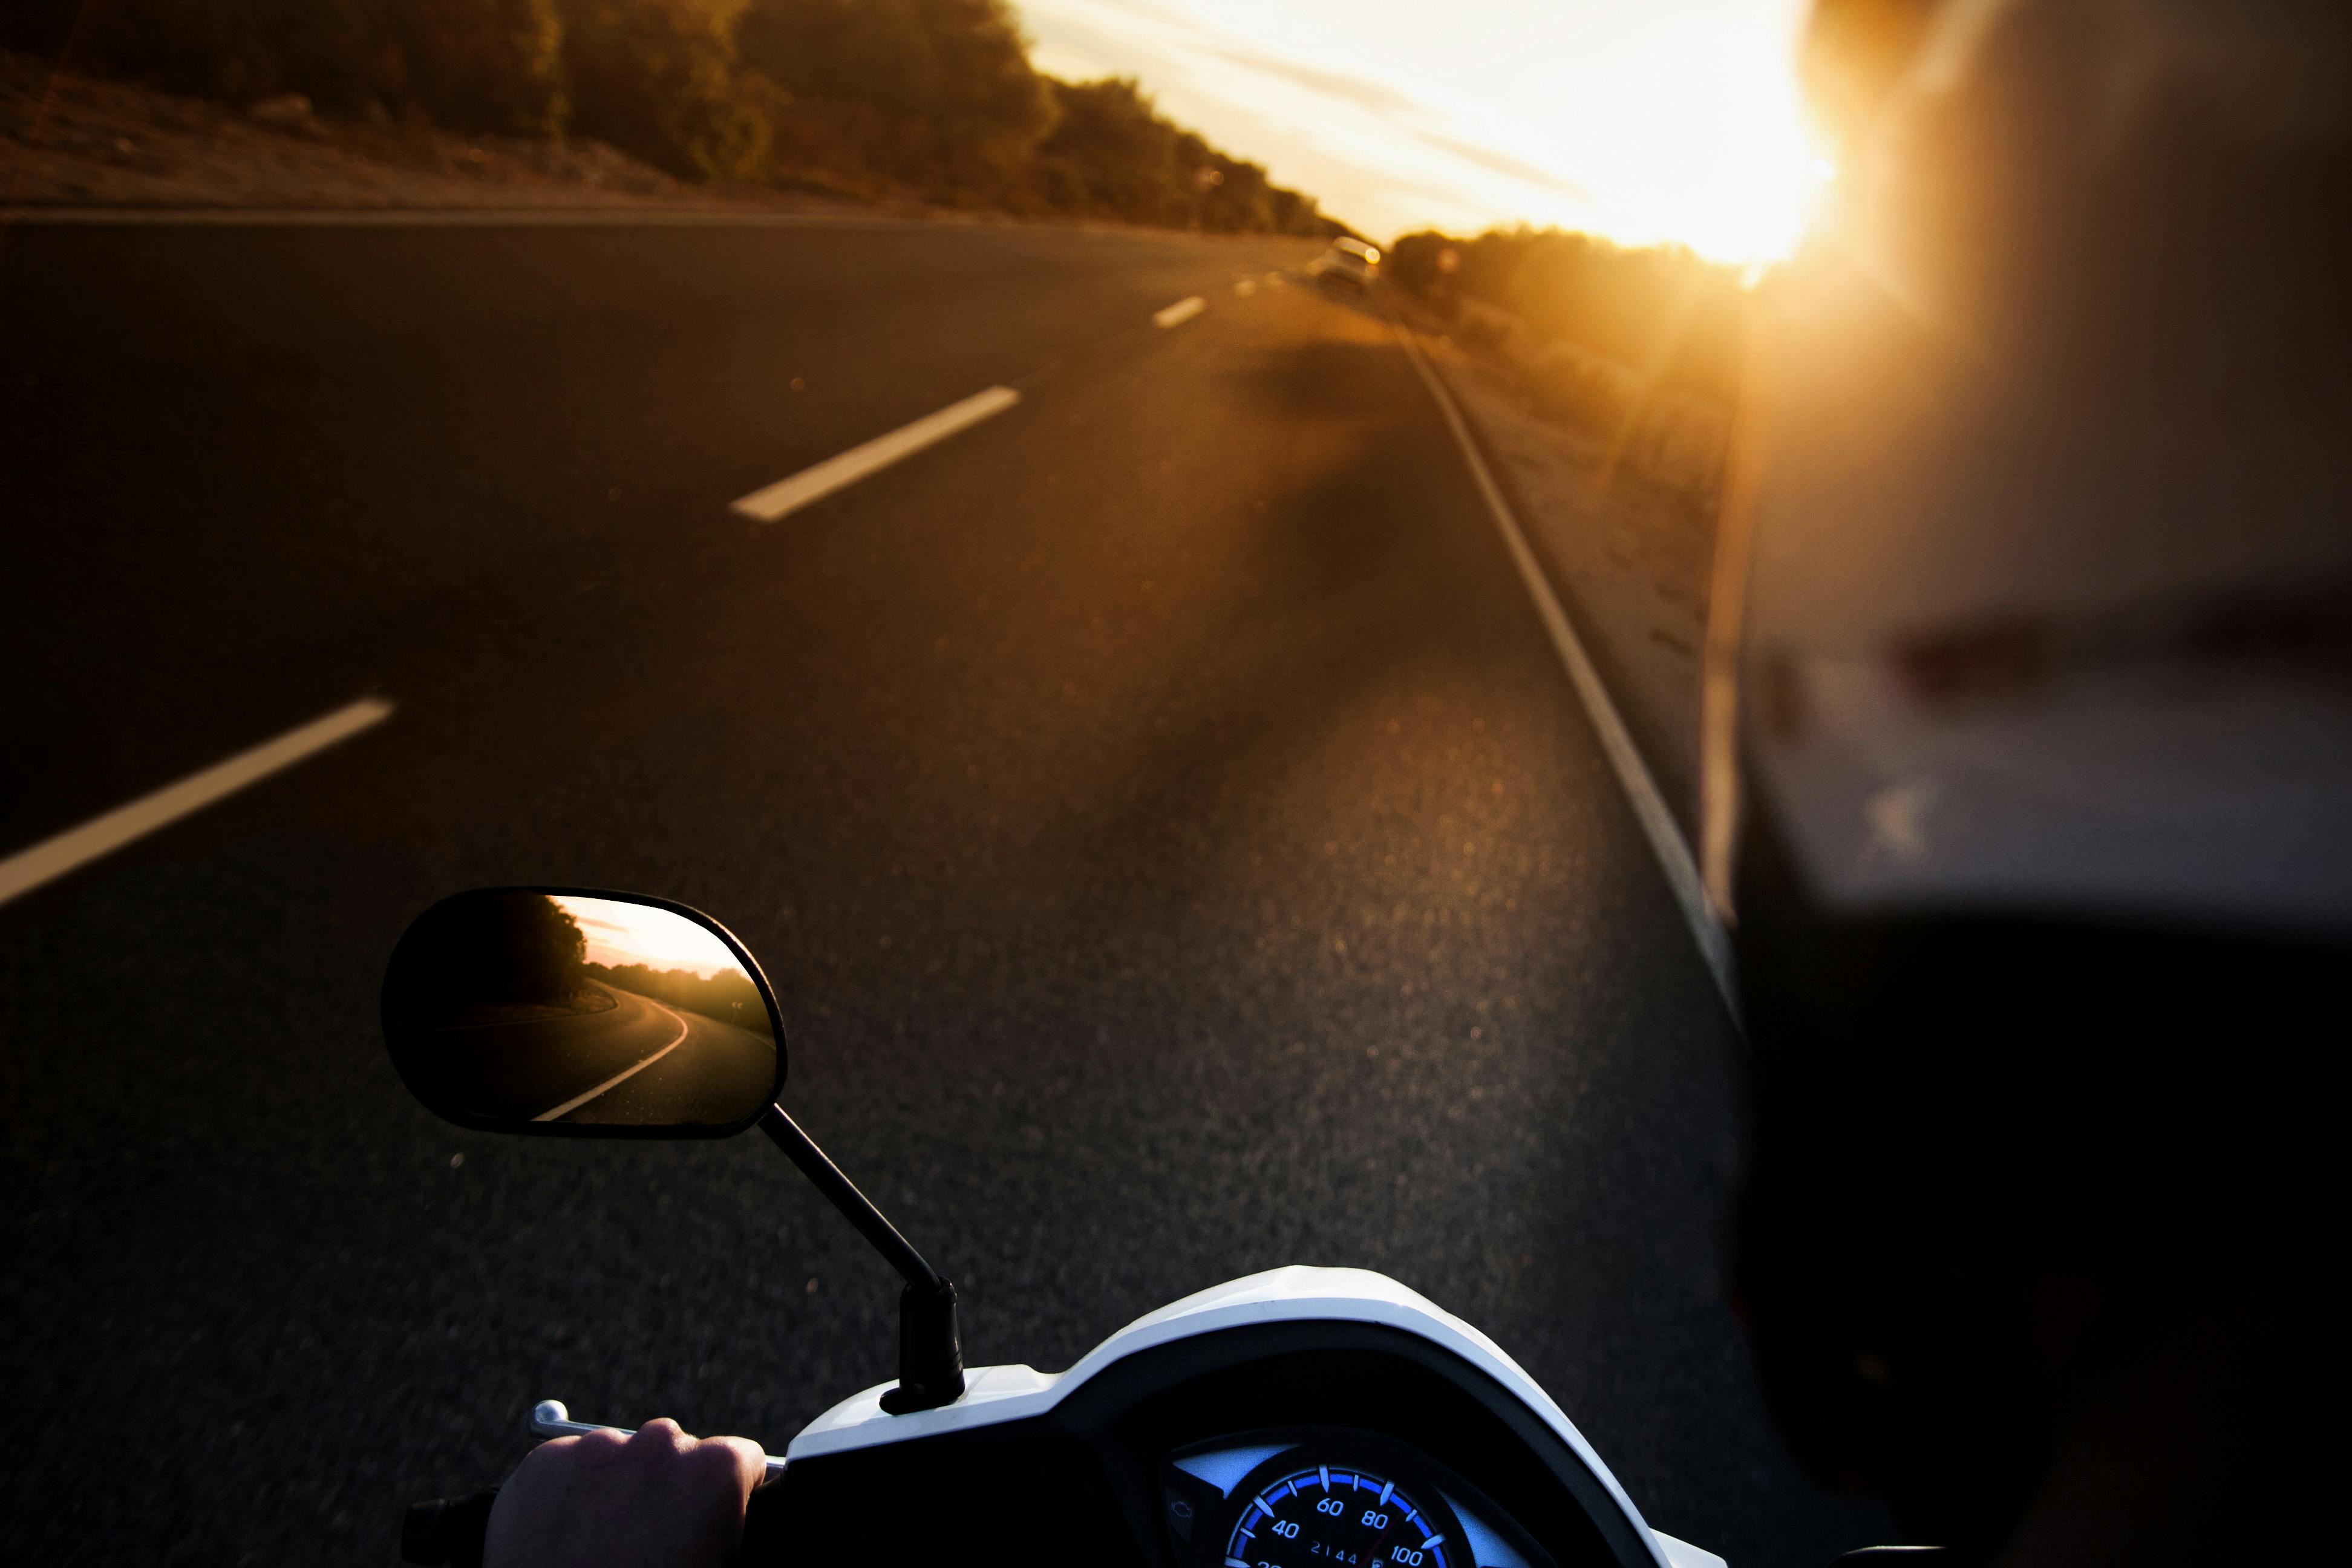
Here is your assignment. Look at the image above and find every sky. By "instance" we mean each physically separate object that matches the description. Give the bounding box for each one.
[555,895,746,978]
[1011,0,1828,261]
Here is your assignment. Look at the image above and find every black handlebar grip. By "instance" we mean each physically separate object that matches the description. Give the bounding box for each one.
[402,1487,500,1566]
[739,1472,792,1562]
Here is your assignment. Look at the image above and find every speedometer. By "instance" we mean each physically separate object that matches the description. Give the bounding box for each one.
[1226,1463,1457,1568]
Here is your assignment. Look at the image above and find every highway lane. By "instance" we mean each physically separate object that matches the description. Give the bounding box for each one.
[0,218,1313,855]
[393,981,776,1127]
[0,218,1884,1564]
[543,990,776,1128]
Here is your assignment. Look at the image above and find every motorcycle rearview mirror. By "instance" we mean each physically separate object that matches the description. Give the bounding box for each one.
[382,888,780,1135]
[381,887,964,1413]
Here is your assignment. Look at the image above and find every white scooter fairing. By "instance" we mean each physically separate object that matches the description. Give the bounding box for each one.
[773,1266,1725,1568]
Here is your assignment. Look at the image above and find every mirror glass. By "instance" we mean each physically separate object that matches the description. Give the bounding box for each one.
[383,889,780,1134]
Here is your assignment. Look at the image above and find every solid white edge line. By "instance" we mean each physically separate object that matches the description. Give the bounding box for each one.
[0,696,396,908]
[730,386,1021,522]
[531,996,694,1122]
[1154,296,1207,328]
[1390,323,1739,1017]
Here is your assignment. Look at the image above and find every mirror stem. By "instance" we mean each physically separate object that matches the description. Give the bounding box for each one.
[757,1104,966,1413]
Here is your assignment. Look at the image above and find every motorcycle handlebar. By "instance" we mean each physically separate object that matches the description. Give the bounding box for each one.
[402,1475,789,1565]
[741,1474,792,1557]
[401,1488,498,1567]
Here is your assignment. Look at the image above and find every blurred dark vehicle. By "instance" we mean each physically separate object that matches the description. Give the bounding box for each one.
[1714,0,2351,1561]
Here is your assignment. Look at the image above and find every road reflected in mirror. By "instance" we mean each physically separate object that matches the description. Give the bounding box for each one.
[383,890,779,1132]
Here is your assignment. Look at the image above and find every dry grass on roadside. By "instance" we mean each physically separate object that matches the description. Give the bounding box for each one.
[0,49,872,212]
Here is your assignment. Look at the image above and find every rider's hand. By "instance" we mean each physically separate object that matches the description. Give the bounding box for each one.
[483,1418,766,1568]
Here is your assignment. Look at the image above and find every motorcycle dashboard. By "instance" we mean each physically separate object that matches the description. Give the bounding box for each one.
[1162,1427,1555,1568]
[761,1319,1659,1568]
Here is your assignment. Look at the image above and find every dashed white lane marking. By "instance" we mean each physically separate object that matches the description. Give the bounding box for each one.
[0,697,394,909]
[1154,295,1207,328]
[1391,322,1737,1017]
[1233,278,1258,297]
[532,995,693,1122]
[730,385,1021,522]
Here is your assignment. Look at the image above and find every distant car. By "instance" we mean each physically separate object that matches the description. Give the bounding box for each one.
[1312,237,1380,289]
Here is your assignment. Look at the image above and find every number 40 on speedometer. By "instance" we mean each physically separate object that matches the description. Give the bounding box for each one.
[1226,1465,1452,1568]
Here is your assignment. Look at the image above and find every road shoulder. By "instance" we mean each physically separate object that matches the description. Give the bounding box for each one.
[1394,322,1717,848]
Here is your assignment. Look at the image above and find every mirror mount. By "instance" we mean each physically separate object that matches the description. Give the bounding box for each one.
[757,1104,966,1413]
[380,886,964,1413]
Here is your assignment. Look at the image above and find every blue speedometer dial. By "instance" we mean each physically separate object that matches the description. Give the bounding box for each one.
[1226,1464,1454,1568]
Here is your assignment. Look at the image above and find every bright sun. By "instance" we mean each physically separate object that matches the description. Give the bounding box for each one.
[1578,25,1837,264]
[1018,0,1838,265]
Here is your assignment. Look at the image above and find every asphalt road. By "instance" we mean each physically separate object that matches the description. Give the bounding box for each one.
[396,981,776,1128]
[0,215,1885,1564]
[547,987,775,1128]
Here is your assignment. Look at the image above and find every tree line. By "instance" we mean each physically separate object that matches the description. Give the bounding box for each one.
[1385,227,1744,405]
[7,0,1339,235]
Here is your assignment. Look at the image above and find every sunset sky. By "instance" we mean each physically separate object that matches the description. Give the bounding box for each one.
[554,895,746,978]
[1013,0,1829,261]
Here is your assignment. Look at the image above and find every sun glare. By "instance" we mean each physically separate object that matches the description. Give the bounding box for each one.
[1569,21,1835,264]
[554,896,744,978]
[1018,1,1836,263]
[1720,82,1840,266]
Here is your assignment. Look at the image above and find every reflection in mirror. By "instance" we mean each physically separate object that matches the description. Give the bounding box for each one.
[384,890,780,1134]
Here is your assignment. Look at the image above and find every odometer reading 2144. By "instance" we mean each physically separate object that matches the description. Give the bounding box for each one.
[1226,1465,1453,1568]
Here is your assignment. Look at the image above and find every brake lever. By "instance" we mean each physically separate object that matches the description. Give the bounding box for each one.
[530,1399,788,1477]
